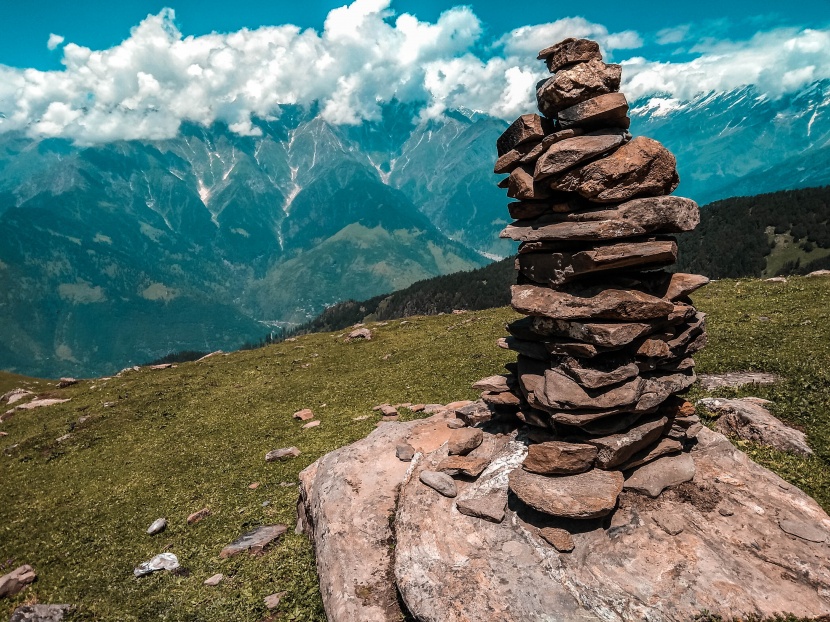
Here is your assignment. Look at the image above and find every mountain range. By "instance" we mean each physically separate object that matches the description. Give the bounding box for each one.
[2,80,830,378]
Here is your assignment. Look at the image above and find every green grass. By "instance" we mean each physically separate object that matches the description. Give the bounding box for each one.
[1,277,829,620]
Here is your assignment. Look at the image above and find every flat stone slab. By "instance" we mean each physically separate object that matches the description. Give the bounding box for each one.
[698,371,779,391]
[701,397,812,456]
[624,452,695,497]
[509,467,624,519]
[219,524,287,558]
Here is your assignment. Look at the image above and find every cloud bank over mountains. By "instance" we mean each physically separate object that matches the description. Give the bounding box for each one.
[0,0,827,144]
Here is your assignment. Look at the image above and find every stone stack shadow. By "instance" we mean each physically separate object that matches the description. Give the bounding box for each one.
[483,37,710,520]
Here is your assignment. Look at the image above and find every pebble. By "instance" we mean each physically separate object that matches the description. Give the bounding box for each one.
[302,420,321,429]
[396,443,415,461]
[187,508,211,525]
[204,573,224,586]
[147,518,167,535]
[264,591,287,609]
[539,527,575,552]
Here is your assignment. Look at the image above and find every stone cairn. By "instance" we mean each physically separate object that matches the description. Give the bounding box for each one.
[481,37,709,521]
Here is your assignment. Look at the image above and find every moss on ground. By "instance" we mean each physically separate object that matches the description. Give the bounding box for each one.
[0,277,828,620]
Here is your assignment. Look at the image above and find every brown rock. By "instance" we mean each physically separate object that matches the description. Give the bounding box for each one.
[293,408,314,421]
[512,284,674,321]
[219,524,287,558]
[187,507,211,525]
[509,467,624,519]
[698,371,779,391]
[537,60,622,117]
[266,446,301,462]
[523,441,597,474]
[303,420,321,429]
[497,114,551,156]
[537,38,602,73]
[0,565,36,598]
[493,140,539,174]
[519,128,583,164]
[587,415,668,469]
[456,496,506,523]
[436,454,493,478]
[517,238,677,285]
[561,359,641,389]
[539,527,575,552]
[540,369,643,411]
[549,137,679,203]
[507,164,551,200]
[57,377,78,388]
[472,375,514,392]
[623,451,695,497]
[531,317,655,348]
[619,437,683,470]
[448,428,484,455]
[557,93,629,130]
[446,418,466,429]
[379,404,398,416]
[636,370,697,411]
[534,129,629,180]
[455,399,496,425]
[501,196,699,243]
[481,390,521,407]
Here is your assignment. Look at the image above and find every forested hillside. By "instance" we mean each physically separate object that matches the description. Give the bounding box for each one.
[302,187,830,333]
[676,186,830,278]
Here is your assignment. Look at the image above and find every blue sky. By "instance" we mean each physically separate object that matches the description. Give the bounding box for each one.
[2,0,830,143]
[4,0,830,70]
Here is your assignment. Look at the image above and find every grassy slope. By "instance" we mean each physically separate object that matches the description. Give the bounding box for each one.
[1,277,829,620]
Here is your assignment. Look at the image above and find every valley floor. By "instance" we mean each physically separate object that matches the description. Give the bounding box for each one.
[1,277,829,621]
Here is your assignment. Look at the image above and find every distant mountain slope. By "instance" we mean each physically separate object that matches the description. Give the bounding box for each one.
[3,79,830,378]
[300,187,830,333]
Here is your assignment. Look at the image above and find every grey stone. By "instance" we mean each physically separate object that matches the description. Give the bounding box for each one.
[624,452,696,497]
[204,573,224,586]
[456,496,506,523]
[147,518,167,535]
[419,470,458,498]
[266,446,301,462]
[0,565,36,598]
[219,524,287,558]
[700,397,812,456]
[396,443,415,461]
[9,605,72,622]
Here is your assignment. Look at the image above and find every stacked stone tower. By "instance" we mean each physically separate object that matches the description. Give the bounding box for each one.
[491,38,709,519]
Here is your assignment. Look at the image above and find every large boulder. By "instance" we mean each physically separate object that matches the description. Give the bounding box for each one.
[301,414,830,620]
[297,415,455,622]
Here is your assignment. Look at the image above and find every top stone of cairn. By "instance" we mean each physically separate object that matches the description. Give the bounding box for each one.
[537,38,602,73]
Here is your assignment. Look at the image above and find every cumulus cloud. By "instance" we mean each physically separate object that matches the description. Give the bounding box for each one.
[623,27,830,102]
[0,1,827,143]
[47,34,65,51]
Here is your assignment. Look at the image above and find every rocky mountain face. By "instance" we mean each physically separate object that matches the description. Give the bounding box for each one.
[1,82,829,378]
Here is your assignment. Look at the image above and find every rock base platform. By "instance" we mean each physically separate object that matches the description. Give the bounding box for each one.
[298,413,830,622]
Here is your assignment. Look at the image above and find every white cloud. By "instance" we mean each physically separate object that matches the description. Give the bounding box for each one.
[623,27,830,102]
[0,2,827,144]
[656,25,690,45]
[47,34,65,51]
